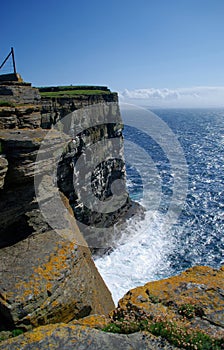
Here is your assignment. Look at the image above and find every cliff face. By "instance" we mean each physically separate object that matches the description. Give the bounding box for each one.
[40,91,118,128]
[0,81,41,129]
[41,94,140,250]
[0,82,141,250]
[0,79,140,331]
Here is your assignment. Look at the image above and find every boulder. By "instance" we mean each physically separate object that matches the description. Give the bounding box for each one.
[0,323,178,349]
[0,192,114,330]
[111,266,224,343]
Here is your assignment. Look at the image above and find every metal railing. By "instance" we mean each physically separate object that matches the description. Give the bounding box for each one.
[0,47,16,74]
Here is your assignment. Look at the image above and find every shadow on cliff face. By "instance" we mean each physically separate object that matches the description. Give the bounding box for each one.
[0,215,34,249]
[0,183,34,248]
[0,304,15,331]
[0,183,51,249]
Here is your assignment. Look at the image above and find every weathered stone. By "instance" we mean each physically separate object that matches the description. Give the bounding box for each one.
[0,81,41,105]
[0,156,8,189]
[0,107,18,129]
[0,81,144,339]
[70,314,110,329]
[0,105,41,129]
[40,93,118,129]
[16,105,41,128]
[0,129,67,185]
[0,193,114,330]
[115,266,224,338]
[0,323,179,349]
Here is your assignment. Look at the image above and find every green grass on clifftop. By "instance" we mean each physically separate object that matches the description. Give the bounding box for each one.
[38,85,113,98]
[40,89,112,97]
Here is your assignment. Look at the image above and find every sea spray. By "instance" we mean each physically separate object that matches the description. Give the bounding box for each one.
[95,210,175,305]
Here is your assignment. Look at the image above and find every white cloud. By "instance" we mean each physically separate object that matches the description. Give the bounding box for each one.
[119,86,224,108]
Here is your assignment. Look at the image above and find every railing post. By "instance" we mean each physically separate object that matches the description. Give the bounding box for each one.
[11,47,16,74]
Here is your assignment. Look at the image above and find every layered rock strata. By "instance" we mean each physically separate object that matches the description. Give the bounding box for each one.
[0,81,142,251]
[0,127,114,330]
[0,79,140,332]
[0,80,41,105]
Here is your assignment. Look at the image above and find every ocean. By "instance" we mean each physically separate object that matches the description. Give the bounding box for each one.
[95,107,224,305]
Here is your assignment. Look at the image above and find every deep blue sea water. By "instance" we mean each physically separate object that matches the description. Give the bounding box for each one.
[95,108,224,304]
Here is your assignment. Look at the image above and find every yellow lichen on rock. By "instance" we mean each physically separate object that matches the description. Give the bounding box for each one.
[70,314,110,329]
[114,266,224,339]
[14,240,75,300]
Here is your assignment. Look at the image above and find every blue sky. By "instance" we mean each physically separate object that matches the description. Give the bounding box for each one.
[1,0,224,107]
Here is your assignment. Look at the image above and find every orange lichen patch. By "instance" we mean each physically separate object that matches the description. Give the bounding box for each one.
[14,240,76,302]
[144,266,224,309]
[115,266,224,337]
[71,315,110,329]
[120,266,224,309]
[51,300,60,308]
[20,323,71,345]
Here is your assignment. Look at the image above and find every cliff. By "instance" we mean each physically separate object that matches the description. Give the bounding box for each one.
[1,78,222,349]
[0,81,142,251]
[0,78,141,332]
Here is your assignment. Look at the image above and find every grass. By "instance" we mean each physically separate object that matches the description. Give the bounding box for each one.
[178,304,197,319]
[103,319,223,349]
[40,89,112,97]
[11,329,24,337]
[0,329,24,342]
[0,100,15,107]
[149,321,223,350]
[102,308,224,350]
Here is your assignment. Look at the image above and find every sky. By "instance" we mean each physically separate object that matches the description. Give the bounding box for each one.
[1,0,224,107]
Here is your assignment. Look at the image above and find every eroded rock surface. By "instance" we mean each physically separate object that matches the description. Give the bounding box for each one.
[114,266,224,339]
[0,81,41,105]
[0,105,119,331]
[0,323,178,350]
[0,79,143,342]
[0,193,114,330]
[0,105,41,129]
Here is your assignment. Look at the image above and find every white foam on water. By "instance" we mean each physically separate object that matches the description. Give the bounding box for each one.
[95,210,175,305]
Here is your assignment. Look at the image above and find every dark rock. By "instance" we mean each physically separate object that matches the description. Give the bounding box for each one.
[0,105,41,130]
[0,156,8,189]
